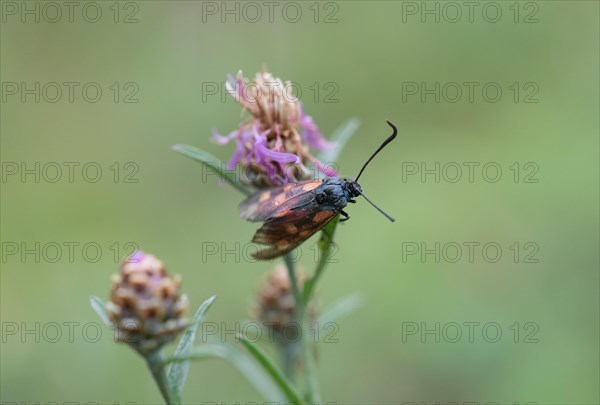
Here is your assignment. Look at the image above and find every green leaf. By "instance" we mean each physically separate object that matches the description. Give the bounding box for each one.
[317,293,364,326]
[172,144,252,195]
[164,343,290,403]
[303,216,340,302]
[167,295,217,404]
[237,335,304,404]
[317,118,360,166]
[89,296,111,327]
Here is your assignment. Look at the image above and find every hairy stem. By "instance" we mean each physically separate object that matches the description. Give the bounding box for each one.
[284,253,321,404]
[303,217,339,303]
[146,350,176,404]
[284,254,302,316]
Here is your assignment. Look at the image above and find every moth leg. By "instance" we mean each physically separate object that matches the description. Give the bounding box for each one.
[339,209,350,222]
[348,199,357,204]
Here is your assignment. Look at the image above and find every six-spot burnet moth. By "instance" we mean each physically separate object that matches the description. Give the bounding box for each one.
[239,120,398,260]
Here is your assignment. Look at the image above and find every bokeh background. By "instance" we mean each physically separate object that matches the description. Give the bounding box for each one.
[1,1,598,404]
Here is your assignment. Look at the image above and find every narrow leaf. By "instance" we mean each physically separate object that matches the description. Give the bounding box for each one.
[238,336,304,404]
[317,118,360,166]
[317,293,364,326]
[172,144,251,195]
[167,295,217,403]
[164,344,289,403]
[89,296,111,327]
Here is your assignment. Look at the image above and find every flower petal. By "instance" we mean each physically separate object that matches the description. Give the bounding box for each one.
[212,128,239,145]
[255,143,300,164]
[130,250,147,264]
[299,106,336,151]
[310,156,339,177]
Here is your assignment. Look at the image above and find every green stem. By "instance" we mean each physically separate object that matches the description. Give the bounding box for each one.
[284,254,303,316]
[280,340,300,380]
[303,217,339,303]
[146,350,176,404]
[284,253,321,404]
[300,319,321,404]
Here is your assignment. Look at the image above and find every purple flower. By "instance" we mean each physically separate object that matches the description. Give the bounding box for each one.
[299,105,336,151]
[213,70,338,187]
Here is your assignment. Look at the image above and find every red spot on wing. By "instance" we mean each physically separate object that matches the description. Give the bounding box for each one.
[273,208,293,218]
[312,210,332,223]
[250,209,339,260]
[239,180,323,222]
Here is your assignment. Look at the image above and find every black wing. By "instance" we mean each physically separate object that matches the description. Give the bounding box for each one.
[251,208,338,260]
[239,180,323,222]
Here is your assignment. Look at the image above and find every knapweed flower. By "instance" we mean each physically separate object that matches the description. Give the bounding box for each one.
[213,70,337,187]
[106,251,189,355]
[253,265,317,342]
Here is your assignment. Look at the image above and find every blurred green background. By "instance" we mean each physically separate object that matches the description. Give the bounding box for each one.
[1,1,598,404]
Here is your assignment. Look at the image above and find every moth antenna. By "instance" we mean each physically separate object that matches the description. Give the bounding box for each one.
[359,192,395,222]
[355,120,398,182]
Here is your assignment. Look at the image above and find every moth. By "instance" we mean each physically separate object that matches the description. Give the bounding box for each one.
[240,120,398,260]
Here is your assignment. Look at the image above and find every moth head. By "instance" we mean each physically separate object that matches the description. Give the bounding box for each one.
[346,180,363,198]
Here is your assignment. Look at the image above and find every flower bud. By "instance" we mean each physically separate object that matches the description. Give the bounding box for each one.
[253,265,317,343]
[106,251,188,355]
